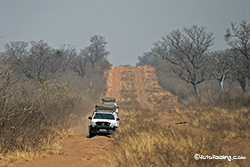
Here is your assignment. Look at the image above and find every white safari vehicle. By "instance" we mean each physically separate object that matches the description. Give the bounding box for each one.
[88,104,120,138]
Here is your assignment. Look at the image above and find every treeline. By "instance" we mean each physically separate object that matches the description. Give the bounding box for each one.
[1,35,110,81]
[137,20,250,104]
[0,35,111,163]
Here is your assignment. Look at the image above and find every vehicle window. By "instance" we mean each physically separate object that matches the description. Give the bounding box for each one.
[93,113,115,120]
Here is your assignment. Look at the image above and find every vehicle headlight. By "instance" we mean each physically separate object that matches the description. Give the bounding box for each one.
[111,123,117,127]
[90,121,96,126]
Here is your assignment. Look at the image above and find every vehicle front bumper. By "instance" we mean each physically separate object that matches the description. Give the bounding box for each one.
[89,125,118,134]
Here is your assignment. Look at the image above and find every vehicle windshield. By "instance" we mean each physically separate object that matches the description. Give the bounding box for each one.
[93,113,115,120]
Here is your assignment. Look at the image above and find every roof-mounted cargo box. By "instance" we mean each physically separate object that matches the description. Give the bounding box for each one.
[95,104,116,111]
[102,97,116,103]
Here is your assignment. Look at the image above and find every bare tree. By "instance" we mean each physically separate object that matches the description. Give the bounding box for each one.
[59,44,77,60]
[4,41,32,78]
[211,50,230,91]
[80,35,110,68]
[228,51,249,92]
[225,20,250,93]
[137,51,160,66]
[4,40,62,81]
[29,40,53,81]
[70,55,87,78]
[154,25,214,98]
[46,49,64,78]
[59,44,77,70]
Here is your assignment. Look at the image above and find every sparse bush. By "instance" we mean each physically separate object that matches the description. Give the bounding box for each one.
[0,66,80,164]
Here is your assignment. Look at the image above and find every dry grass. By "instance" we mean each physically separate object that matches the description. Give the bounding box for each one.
[111,109,242,167]
[0,132,62,166]
[184,106,250,138]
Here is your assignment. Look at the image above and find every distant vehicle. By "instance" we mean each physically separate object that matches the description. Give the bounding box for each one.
[102,97,119,113]
[88,104,120,138]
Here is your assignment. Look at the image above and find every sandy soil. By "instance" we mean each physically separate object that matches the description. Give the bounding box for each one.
[10,135,113,167]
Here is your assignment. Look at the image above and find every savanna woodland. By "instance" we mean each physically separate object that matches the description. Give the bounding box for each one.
[1,21,250,167]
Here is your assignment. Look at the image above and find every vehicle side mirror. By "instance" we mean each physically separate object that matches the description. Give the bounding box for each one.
[88,116,92,120]
[117,118,120,121]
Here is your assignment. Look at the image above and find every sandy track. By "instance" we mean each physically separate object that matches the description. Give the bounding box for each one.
[11,135,112,167]
[105,66,156,110]
[105,66,122,102]
[133,67,154,110]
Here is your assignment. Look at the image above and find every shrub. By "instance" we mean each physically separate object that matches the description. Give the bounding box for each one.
[0,67,79,164]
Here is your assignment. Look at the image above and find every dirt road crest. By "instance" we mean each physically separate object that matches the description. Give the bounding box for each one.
[105,66,122,102]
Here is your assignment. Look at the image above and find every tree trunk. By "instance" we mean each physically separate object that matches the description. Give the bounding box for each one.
[239,79,247,93]
[91,61,96,72]
[246,78,249,96]
[37,71,41,82]
[192,83,200,103]
[219,75,226,91]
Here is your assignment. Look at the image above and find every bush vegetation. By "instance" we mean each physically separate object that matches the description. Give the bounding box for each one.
[0,67,75,164]
[0,37,111,165]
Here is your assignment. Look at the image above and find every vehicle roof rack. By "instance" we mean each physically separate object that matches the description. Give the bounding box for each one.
[102,97,116,103]
[95,103,116,111]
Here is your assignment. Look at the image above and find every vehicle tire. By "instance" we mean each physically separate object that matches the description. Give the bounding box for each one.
[89,133,94,138]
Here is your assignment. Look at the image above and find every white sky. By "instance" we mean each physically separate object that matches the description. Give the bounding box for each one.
[0,0,250,66]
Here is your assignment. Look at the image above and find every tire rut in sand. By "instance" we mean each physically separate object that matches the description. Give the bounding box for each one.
[105,66,122,102]
[133,67,154,110]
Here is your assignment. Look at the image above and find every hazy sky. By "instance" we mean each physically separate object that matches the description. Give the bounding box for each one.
[0,0,249,66]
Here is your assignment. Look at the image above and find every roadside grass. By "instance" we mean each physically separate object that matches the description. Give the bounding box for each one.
[0,131,62,167]
[111,109,242,167]
[184,106,250,138]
